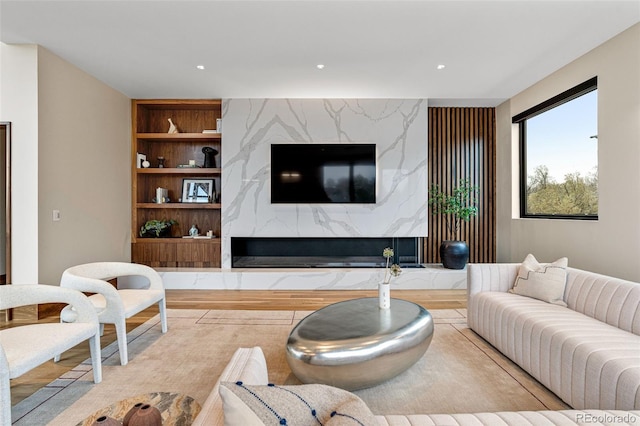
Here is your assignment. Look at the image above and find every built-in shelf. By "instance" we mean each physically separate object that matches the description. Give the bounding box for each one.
[132,99,223,268]
[137,168,221,175]
[136,238,221,243]
[136,133,221,141]
[136,203,221,209]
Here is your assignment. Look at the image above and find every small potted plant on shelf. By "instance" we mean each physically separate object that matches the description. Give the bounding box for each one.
[139,219,177,238]
[428,178,479,269]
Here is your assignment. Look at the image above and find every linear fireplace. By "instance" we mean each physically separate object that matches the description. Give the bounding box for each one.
[231,237,423,268]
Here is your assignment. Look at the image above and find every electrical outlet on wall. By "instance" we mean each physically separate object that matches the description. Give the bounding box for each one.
[52,210,61,221]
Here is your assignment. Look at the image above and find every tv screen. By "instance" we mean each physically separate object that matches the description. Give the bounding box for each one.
[271,144,376,204]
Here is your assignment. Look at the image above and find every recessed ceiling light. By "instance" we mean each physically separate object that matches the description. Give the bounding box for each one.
[436,64,446,70]
[316,64,325,70]
[196,65,205,70]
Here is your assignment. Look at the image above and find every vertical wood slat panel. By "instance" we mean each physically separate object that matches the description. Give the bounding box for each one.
[425,107,496,264]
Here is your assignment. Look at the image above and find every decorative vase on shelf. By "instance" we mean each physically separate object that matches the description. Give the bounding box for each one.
[202,146,218,168]
[167,118,178,134]
[378,283,391,310]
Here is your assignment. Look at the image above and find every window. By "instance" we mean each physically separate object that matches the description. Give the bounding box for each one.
[513,77,598,219]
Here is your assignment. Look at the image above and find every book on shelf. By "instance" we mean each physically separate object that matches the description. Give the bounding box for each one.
[202,130,218,134]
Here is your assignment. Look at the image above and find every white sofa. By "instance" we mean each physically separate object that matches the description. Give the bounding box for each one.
[467,263,640,411]
[193,347,640,426]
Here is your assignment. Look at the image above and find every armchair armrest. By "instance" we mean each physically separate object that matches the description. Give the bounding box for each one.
[0,284,99,324]
[112,263,165,292]
[63,262,164,292]
[61,262,165,325]
[61,269,124,317]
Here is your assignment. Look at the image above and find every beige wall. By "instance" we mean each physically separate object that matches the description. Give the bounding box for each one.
[496,23,640,281]
[37,47,131,284]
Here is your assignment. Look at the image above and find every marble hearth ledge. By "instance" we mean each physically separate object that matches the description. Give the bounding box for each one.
[156,264,466,290]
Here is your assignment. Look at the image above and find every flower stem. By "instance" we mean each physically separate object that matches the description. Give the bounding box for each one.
[384,256,390,284]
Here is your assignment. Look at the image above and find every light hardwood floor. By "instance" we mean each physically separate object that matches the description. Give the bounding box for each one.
[6,289,466,405]
[165,289,467,310]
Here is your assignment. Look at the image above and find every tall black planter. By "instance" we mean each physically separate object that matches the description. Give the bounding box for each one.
[440,240,469,269]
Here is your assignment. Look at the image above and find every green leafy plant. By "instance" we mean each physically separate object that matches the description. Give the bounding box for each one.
[382,247,402,284]
[139,219,177,237]
[428,179,479,240]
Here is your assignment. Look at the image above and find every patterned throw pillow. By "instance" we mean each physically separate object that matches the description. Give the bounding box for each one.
[219,381,376,426]
[509,253,568,306]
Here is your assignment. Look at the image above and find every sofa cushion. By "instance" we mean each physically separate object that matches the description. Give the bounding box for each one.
[219,381,376,426]
[469,291,640,410]
[509,254,568,306]
[564,267,640,335]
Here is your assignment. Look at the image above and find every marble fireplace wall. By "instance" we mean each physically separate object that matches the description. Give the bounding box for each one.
[221,99,428,269]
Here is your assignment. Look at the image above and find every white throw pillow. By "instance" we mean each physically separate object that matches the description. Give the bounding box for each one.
[219,381,376,426]
[509,254,568,306]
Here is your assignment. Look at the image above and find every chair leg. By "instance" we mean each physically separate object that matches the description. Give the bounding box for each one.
[1,371,11,425]
[115,320,128,366]
[89,334,102,383]
[54,316,65,362]
[99,323,105,336]
[159,298,168,333]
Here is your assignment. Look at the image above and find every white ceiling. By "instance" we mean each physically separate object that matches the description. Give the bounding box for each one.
[1,1,638,105]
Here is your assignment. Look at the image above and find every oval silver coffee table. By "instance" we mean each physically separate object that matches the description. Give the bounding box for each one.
[286,297,434,390]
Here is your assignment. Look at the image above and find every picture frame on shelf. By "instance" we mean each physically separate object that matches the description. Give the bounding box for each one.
[181,178,215,203]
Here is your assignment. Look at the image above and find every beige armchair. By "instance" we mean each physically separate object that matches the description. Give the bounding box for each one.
[56,262,167,366]
[0,284,102,425]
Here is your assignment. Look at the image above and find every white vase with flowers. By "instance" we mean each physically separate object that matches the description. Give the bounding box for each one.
[380,247,402,309]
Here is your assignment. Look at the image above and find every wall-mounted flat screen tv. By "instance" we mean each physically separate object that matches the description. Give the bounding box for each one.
[271,143,376,204]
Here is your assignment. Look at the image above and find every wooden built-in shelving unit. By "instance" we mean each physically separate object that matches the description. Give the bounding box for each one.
[131,99,222,267]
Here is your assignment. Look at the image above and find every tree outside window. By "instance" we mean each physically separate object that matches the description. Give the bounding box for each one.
[514,77,598,219]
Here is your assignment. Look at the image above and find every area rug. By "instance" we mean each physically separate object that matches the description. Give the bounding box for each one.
[13,308,568,425]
